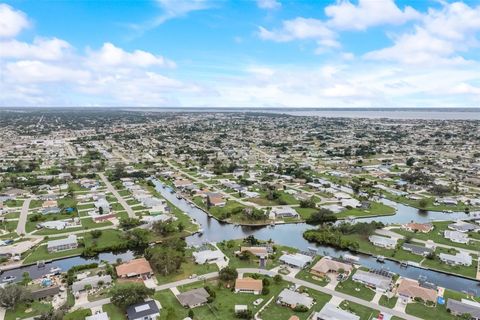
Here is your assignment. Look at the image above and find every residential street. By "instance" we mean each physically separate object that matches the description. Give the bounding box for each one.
[16,198,31,235]
[98,173,136,218]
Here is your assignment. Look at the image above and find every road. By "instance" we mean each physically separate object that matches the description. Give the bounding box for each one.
[16,198,31,235]
[98,173,136,219]
[67,268,417,320]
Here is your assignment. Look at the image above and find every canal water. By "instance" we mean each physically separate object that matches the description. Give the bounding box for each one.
[3,179,478,296]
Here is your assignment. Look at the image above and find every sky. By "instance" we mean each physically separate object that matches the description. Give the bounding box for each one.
[0,0,480,108]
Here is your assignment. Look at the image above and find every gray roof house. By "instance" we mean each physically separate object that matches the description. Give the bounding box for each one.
[47,235,78,253]
[314,303,360,320]
[402,243,434,256]
[444,230,470,244]
[30,285,61,300]
[368,235,397,249]
[72,275,112,292]
[279,253,313,269]
[126,300,160,320]
[446,299,480,319]
[277,289,314,309]
[448,221,480,233]
[270,206,299,218]
[352,270,393,292]
[176,288,210,308]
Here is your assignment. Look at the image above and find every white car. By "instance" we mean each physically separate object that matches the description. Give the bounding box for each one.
[253,298,264,306]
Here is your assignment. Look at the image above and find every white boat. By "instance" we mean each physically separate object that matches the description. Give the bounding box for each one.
[376,255,385,263]
[2,276,16,283]
[49,266,61,274]
[344,254,360,262]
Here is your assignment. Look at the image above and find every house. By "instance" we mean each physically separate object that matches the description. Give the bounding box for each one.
[444,230,469,244]
[446,299,480,319]
[402,222,433,233]
[351,270,393,293]
[94,199,110,214]
[397,278,437,304]
[72,275,112,293]
[47,235,78,252]
[176,288,210,308]
[234,305,248,315]
[240,246,269,258]
[192,249,225,265]
[30,285,61,300]
[310,257,353,277]
[277,289,314,309]
[368,235,397,249]
[39,220,68,230]
[235,277,263,295]
[448,221,480,233]
[439,251,472,266]
[116,258,153,279]
[279,253,313,269]
[270,206,299,219]
[85,312,109,320]
[126,300,160,320]
[402,243,434,256]
[313,303,360,320]
[209,196,226,207]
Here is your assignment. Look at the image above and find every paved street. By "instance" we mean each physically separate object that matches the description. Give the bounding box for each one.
[98,173,136,219]
[16,198,31,235]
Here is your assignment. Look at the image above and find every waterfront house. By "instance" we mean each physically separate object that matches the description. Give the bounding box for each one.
[397,278,437,304]
[47,235,78,253]
[234,277,263,295]
[446,299,480,319]
[279,253,313,269]
[240,246,269,258]
[192,249,225,265]
[313,303,360,320]
[176,288,210,308]
[351,270,393,293]
[448,221,480,233]
[444,230,470,244]
[402,243,434,256]
[310,257,353,277]
[72,275,112,293]
[30,285,61,300]
[368,235,397,249]
[439,251,472,266]
[402,222,433,233]
[277,289,314,309]
[116,258,153,279]
[270,206,299,219]
[126,300,160,320]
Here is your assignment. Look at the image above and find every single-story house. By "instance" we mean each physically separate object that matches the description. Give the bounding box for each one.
[126,300,160,320]
[30,285,61,300]
[277,289,314,309]
[270,206,299,219]
[279,253,313,269]
[310,257,353,277]
[72,275,112,293]
[368,235,397,249]
[176,288,210,308]
[234,277,263,295]
[47,235,78,253]
[240,246,269,258]
[446,299,480,319]
[402,222,433,233]
[313,303,360,320]
[397,278,437,304]
[444,230,469,244]
[448,221,480,233]
[351,270,393,293]
[402,243,434,256]
[192,249,225,265]
[439,251,472,266]
[116,258,153,279]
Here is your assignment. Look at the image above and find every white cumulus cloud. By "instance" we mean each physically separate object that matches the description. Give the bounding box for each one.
[0,3,29,38]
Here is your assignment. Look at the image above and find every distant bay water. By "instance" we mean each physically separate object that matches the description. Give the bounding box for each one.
[126,107,480,120]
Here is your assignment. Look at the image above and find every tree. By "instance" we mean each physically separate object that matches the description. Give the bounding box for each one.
[243,235,259,246]
[125,228,150,248]
[110,283,154,309]
[273,274,282,284]
[119,217,142,230]
[145,239,186,276]
[0,285,29,309]
[406,157,415,167]
[418,199,428,208]
[152,221,176,236]
[35,310,65,320]
[219,267,238,282]
[90,229,102,239]
[20,272,31,286]
[98,206,104,215]
[306,208,336,225]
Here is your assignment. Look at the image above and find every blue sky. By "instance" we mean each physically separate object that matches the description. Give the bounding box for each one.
[1,0,480,107]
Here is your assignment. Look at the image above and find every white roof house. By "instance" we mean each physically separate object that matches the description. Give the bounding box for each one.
[279,253,313,269]
[193,249,225,264]
[314,303,360,320]
[368,235,397,249]
[439,251,472,266]
[351,270,392,292]
[47,235,78,252]
[270,206,299,219]
[277,289,314,308]
[444,230,469,244]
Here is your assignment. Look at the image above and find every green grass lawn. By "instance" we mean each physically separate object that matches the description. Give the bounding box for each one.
[23,243,84,264]
[335,270,376,301]
[82,228,126,251]
[385,194,475,212]
[4,199,24,207]
[29,200,43,208]
[64,308,92,320]
[103,303,126,320]
[154,290,189,320]
[336,201,396,219]
[339,300,380,320]
[405,289,473,320]
[80,217,113,229]
[379,295,398,309]
[5,301,52,320]
[420,249,477,279]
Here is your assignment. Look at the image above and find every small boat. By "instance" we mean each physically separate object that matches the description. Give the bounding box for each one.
[176,194,182,199]
[37,261,46,268]
[400,261,408,268]
[376,255,385,263]
[197,228,204,235]
[270,222,275,227]
[2,276,16,283]
[49,267,61,274]
[344,254,360,262]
